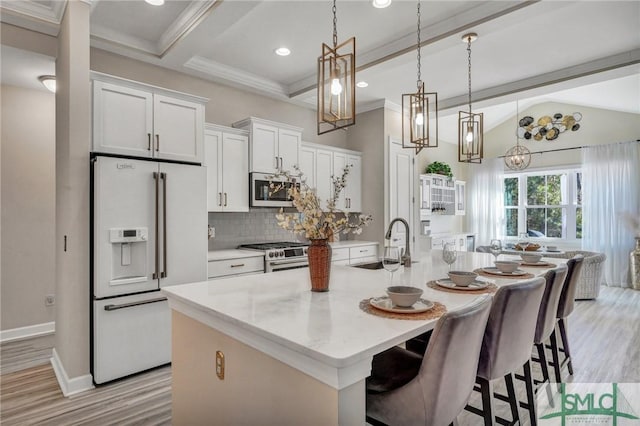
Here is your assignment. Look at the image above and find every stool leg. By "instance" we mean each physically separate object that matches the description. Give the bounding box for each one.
[478,377,495,426]
[504,373,520,424]
[523,360,537,426]
[536,343,554,407]
[558,318,574,375]
[549,329,562,383]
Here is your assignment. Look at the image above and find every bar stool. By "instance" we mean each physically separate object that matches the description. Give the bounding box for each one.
[549,255,584,382]
[463,277,546,426]
[366,295,492,426]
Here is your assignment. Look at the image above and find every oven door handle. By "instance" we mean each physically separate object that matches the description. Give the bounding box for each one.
[269,259,309,266]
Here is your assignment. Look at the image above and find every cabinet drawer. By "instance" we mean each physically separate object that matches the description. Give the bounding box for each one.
[349,255,378,265]
[332,259,350,266]
[332,247,350,262]
[349,245,378,259]
[208,257,264,278]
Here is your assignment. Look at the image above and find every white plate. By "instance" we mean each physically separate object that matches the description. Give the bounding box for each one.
[435,279,489,291]
[369,296,434,314]
[546,249,561,253]
[482,267,528,276]
[520,261,552,267]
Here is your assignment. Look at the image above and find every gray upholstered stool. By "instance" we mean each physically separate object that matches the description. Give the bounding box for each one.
[464,277,546,426]
[366,295,492,426]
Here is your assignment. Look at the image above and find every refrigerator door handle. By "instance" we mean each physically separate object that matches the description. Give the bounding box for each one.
[104,296,167,311]
[153,172,160,280]
[161,172,168,279]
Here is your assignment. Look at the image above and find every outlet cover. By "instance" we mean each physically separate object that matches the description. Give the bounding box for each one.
[45,294,55,306]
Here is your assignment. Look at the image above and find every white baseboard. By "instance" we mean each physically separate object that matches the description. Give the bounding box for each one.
[0,322,55,343]
[50,348,94,397]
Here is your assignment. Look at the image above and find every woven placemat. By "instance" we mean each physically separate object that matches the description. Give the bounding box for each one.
[474,268,534,279]
[521,262,557,268]
[359,298,446,320]
[427,280,497,294]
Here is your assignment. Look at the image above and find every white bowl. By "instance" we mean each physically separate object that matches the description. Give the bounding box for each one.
[494,260,519,273]
[386,286,423,307]
[447,271,478,287]
[520,253,543,263]
[546,245,558,251]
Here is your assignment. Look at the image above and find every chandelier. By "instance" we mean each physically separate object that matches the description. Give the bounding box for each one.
[458,33,483,163]
[402,0,438,153]
[317,0,356,135]
[504,100,532,170]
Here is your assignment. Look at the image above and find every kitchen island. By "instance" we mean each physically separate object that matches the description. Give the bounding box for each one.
[162,251,560,425]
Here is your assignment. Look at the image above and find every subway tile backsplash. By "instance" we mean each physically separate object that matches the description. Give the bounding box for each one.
[207,209,351,250]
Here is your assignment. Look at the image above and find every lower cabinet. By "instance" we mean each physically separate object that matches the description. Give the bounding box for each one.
[331,243,379,265]
[208,256,264,279]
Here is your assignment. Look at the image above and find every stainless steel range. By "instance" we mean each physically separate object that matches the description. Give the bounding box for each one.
[238,242,309,273]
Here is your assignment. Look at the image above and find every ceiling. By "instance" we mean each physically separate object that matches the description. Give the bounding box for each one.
[2,0,639,142]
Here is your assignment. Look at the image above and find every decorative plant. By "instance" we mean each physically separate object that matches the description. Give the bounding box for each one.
[270,165,372,240]
[425,161,453,178]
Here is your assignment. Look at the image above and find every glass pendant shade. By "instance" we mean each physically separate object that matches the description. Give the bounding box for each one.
[317,37,356,135]
[402,82,438,153]
[458,110,483,163]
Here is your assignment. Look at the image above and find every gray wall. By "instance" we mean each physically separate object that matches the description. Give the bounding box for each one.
[1,85,56,330]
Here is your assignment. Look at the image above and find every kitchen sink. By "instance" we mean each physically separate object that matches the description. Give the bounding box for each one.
[352,260,419,270]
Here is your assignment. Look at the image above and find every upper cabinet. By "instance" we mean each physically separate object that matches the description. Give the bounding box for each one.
[301,142,362,212]
[419,174,465,216]
[92,73,207,163]
[204,124,249,212]
[232,117,302,174]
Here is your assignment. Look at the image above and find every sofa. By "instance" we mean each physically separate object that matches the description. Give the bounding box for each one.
[543,250,607,299]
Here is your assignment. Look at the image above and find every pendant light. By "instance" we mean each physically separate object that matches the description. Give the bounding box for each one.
[402,0,438,154]
[458,33,483,163]
[317,0,356,135]
[504,100,532,170]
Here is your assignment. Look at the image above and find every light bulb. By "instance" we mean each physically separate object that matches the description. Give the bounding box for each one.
[466,130,474,143]
[331,78,343,95]
[415,112,424,126]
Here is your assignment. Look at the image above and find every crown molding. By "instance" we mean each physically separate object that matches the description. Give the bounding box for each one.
[184,55,289,99]
[0,0,66,36]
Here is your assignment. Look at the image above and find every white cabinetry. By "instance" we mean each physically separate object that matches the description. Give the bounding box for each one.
[419,174,466,216]
[92,73,206,163]
[333,151,362,212]
[455,180,466,215]
[330,242,378,265]
[204,124,249,212]
[208,257,264,279]
[233,117,302,174]
[299,143,336,210]
[348,244,378,265]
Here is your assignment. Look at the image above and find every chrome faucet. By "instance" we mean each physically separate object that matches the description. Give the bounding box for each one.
[385,218,412,267]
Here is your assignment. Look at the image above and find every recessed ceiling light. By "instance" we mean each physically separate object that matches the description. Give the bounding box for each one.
[372,0,392,9]
[275,47,291,56]
[356,81,369,88]
[145,0,164,6]
[38,75,56,93]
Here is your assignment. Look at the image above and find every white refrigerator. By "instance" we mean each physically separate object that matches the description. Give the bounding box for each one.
[92,155,207,384]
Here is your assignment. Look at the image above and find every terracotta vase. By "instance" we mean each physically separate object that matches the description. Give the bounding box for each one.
[308,238,332,292]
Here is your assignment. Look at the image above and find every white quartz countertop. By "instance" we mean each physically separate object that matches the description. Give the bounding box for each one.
[329,240,378,249]
[207,249,265,261]
[164,251,562,383]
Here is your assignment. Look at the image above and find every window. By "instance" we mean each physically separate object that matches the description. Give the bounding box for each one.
[503,168,582,240]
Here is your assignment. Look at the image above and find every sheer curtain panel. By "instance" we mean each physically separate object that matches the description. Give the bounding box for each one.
[466,158,505,246]
[582,141,640,287]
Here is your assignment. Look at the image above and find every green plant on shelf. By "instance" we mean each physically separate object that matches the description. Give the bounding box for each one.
[425,161,453,178]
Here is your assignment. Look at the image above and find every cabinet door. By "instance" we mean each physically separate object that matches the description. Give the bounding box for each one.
[346,154,362,212]
[298,146,316,189]
[93,81,153,157]
[153,95,204,163]
[278,128,301,173]
[455,181,466,215]
[333,152,348,210]
[316,149,334,210]
[222,133,249,212]
[204,130,223,212]
[251,123,279,173]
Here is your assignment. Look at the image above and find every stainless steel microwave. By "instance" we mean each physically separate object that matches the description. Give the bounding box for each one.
[250,172,299,207]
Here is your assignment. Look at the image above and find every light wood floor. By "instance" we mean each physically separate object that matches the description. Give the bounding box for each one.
[1,286,638,425]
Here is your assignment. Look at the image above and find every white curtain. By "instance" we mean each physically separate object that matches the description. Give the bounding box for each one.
[466,158,505,247]
[582,141,640,287]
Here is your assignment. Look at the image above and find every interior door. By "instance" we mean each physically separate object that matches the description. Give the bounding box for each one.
[94,156,158,298]
[158,162,207,288]
[388,138,415,253]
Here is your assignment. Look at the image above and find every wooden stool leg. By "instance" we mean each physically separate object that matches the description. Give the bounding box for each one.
[523,360,537,426]
[536,343,554,407]
[549,329,562,383]
[558,318,574,375]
